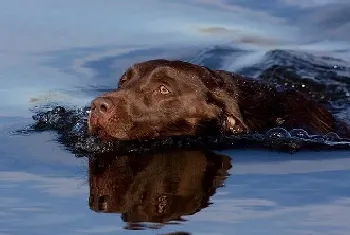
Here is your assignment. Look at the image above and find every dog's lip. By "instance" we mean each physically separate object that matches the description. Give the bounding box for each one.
[88,116,113,141]
[96,128,113,141]
[88,116,130,141]
[90,127,114,141]
[88,113,98,128]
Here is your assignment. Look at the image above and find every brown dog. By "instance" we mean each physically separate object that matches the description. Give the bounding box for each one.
[88,59,349,140]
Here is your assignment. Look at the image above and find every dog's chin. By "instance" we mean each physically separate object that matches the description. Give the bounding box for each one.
[90,125,133,141]
[89,126,114,141]
[97,129,115,141]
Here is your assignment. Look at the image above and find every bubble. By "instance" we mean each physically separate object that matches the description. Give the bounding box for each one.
[47,113,60,124]
[289,140,300,149]
[72,122,84,133]
[78,106,91,114]
[32,114,40,121]
[266,128,291,139]
[53,106,65,113]
[75,142,83,149]
[335,100,346,108]
[335,86,345,93]
[41,113,49,123]
[325,132,340,141]
[43,107,53,112]
[83,106,91,114]
[310,135,325,142]
[290,129,309,139]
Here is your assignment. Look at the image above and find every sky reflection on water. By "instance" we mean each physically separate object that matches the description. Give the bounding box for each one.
[1,0,350,234]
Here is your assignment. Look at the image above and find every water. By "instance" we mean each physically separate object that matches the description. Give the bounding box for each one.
[1,1,350,234]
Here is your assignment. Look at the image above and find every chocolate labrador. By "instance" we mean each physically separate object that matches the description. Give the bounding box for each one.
[88,59,349,140]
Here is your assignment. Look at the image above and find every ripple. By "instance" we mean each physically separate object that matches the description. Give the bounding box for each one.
[289,129,310,139]
[20,105,350,155]
[266,128,291,139]
[325,132,341,141]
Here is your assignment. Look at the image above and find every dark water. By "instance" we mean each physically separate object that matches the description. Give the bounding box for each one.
[2,1,350,235]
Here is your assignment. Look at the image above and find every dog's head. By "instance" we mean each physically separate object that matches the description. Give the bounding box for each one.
[88,59,248,140]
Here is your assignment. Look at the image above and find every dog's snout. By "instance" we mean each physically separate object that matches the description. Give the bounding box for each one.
[91,97,114,116]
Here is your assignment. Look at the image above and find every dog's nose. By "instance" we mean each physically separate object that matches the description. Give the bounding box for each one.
[91,97,113,116]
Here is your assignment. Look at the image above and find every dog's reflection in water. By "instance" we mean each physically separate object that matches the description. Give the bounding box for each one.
[88,149,232,230]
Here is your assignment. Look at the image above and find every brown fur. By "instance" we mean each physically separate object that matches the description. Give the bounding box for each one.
[88,59,348,140]
[88,150,231,224]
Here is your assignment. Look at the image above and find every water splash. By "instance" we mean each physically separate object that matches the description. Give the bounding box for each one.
[266,128,291,139]
[22,105,350,156]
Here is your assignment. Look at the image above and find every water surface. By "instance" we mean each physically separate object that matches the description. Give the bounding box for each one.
[1,1,350,234]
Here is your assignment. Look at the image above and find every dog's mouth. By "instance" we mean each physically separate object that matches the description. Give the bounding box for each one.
[88,113,112,141]
[88,123,114,141]
[224,116,249,134]
[89,121,131,141]
[95,128,114,141]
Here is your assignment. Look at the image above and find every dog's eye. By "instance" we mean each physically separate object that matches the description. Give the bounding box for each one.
[159,85,170,95]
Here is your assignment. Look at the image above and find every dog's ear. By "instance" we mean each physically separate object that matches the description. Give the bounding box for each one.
[207,87,249,134]
[198,68,249,135]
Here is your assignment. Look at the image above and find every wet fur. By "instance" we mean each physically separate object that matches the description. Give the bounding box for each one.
[88,59,348,140]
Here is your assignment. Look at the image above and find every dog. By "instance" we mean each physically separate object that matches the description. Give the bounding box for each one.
[88,59,350,141]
